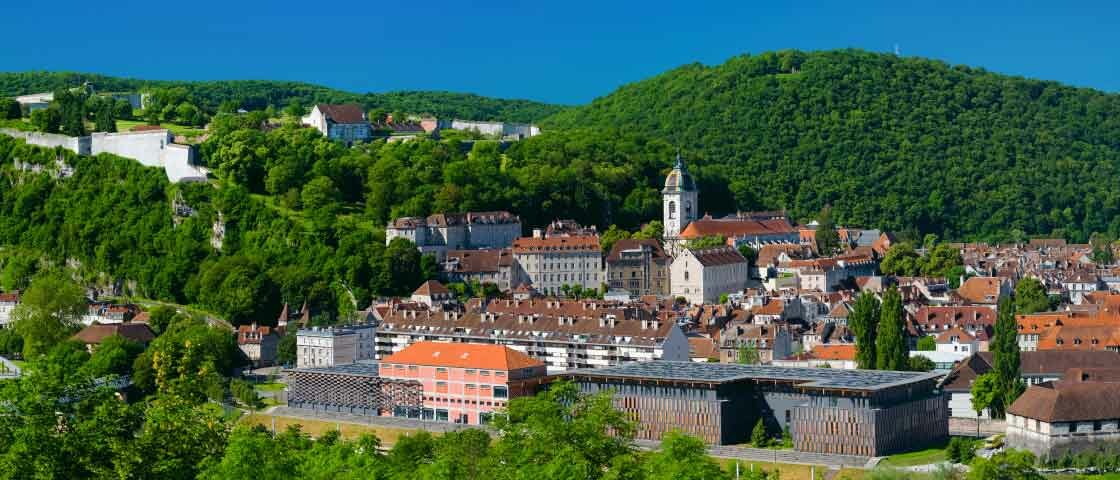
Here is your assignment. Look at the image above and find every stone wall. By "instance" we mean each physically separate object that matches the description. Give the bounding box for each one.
[0,128,90,155]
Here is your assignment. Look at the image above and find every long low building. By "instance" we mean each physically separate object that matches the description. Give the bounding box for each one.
[560,361,947,456]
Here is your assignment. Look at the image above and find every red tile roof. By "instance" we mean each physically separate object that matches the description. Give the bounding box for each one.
[72,323,155,345]
[513,235,600,252]
[679,217,796,239]
[956,277,1002,304]
[382,341,543,371]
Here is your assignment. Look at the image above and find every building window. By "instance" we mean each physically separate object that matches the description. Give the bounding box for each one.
[668,201,676,219]
[493,386,508,399]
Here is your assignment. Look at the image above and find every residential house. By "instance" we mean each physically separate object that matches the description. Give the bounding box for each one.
[772,344,858,369]
[718,314,794,364]
[301,104,371,144]
[238,323,280,367]
[1063,270,1101,304]
[72,323,155,351]
[443,249,518,291]
[670,247,748,305]
[954,276,1010,306]
[941,350,1120,418]
[606,239,671,298]
[411,280,454,307]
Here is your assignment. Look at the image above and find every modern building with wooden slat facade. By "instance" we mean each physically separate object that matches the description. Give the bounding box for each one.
[560,361,947,456]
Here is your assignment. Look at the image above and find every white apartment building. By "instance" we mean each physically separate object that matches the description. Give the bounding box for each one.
[296,325,376,368]
[373,298,689,373]
[670,247,749,305]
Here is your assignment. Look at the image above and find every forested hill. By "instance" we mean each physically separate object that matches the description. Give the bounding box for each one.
[0,71,565,123]
[543,49,1120,242]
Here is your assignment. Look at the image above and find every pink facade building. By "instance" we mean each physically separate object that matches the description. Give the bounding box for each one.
[378,341,546,424]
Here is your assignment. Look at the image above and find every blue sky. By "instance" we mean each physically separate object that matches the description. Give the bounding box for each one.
[1,1,1117,104]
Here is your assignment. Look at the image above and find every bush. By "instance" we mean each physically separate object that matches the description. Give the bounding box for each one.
[230,379,262,409]
[0,328,23,357]
[947,437,977,464]
[751,418,769,448]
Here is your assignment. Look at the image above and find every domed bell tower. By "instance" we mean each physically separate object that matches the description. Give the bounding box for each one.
[662,150,698,256]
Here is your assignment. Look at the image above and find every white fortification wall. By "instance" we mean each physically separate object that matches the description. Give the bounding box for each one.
[1,128,206,183]
[0,128,91,155]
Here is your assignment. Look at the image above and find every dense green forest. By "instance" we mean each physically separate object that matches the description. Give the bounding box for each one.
[0,71,564,123]
[544,49,1120,242]
[0,121,672,323]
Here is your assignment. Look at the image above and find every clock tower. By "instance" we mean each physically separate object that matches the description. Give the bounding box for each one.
[662,151,698,256]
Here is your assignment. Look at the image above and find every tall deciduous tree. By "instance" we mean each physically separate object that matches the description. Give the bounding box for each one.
[94,100,116,133]
[0,98,21,119]
[645,432,730,480]
[814,206,841,256]
[1014,277,1051,314]
[11,273,87,358]
[848,293,880,369]
[875,287,908,370]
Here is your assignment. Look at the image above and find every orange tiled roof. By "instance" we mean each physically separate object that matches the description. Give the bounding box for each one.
[811,344,857,361]
[382,341,544,371]
[679,218,795,239]
[957,276,1002,304]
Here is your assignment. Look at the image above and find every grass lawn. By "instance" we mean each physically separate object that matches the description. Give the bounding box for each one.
[714,459,821,480]
[1046,475,1120,480]
[879,446,948,467]
[239,413,431,445]
[115,119,206,138]
[254,382,286,392]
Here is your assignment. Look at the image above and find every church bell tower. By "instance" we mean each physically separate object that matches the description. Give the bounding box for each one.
[662,150,698,256]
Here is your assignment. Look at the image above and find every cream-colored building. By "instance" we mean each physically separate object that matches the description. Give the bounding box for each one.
[670,247,748,305]
[512,233,603,296]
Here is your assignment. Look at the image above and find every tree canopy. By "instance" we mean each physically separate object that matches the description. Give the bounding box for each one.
[545,49,1120,243]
